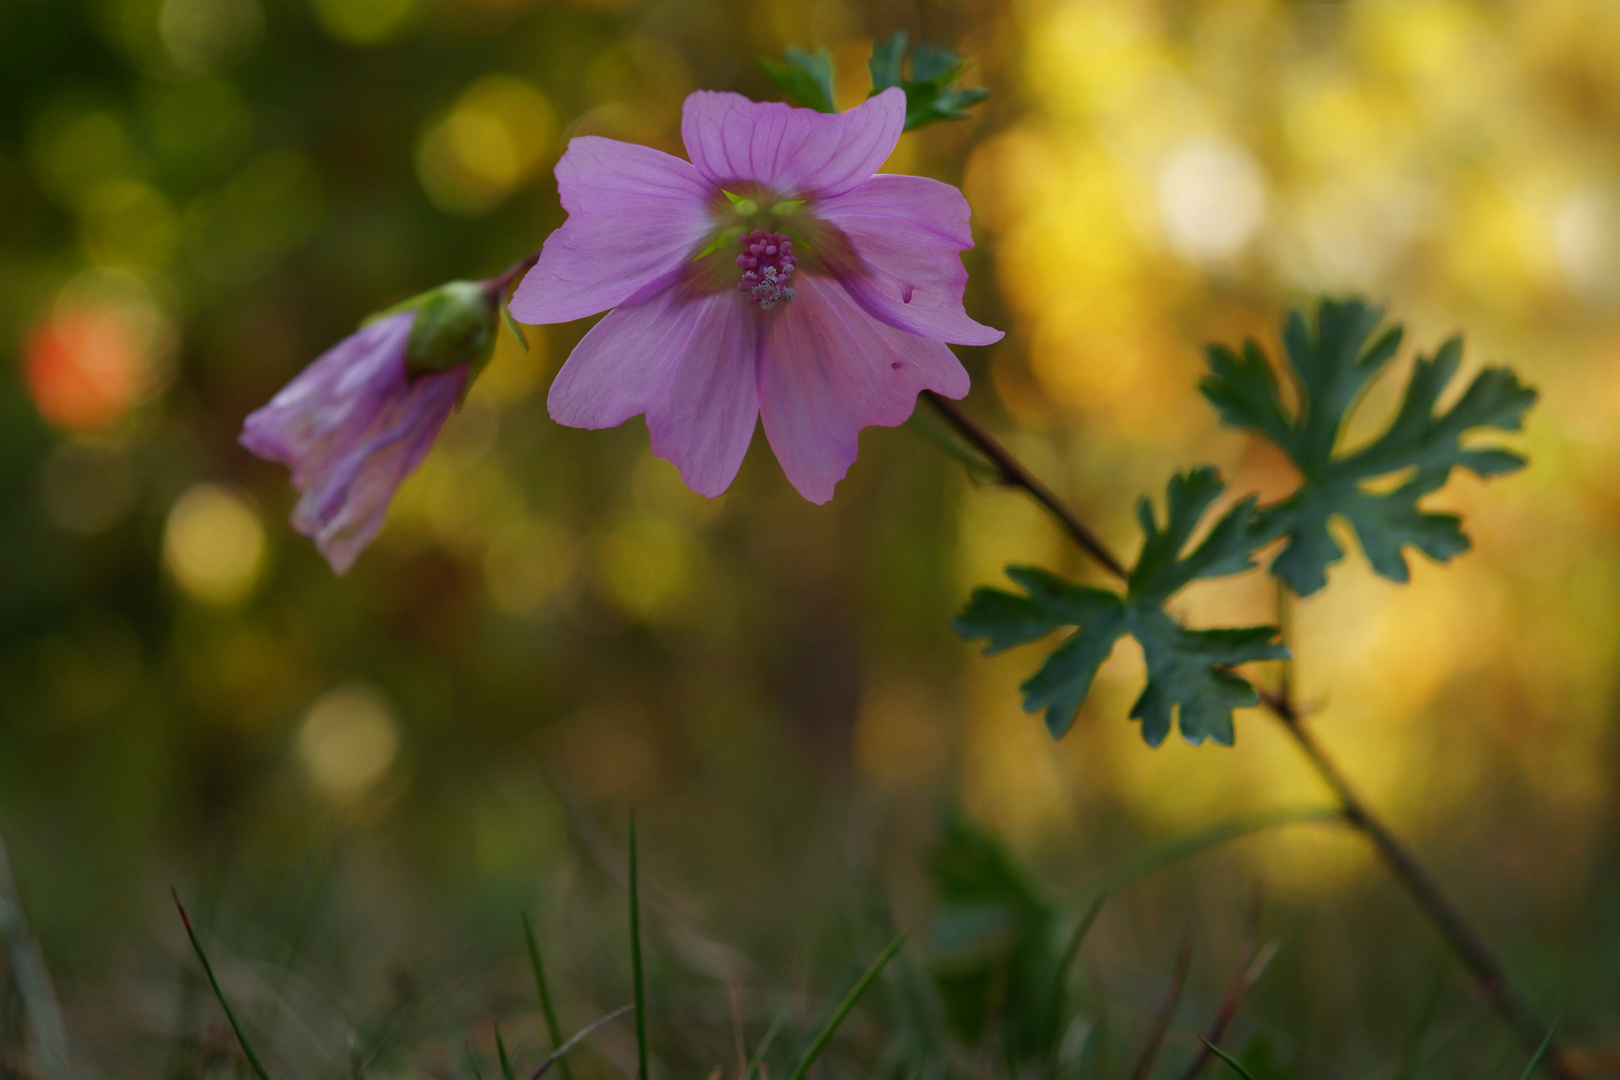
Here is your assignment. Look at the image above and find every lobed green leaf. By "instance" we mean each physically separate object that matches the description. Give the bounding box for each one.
[1201,297,1536,595]
[955,469,1284,746]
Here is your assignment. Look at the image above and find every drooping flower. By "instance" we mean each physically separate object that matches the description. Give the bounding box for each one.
[509,87,1003,503]
[240,278,509,574]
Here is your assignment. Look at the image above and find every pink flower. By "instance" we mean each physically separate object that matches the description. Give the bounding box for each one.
[509,87,1003,503]
[240,309,468,574]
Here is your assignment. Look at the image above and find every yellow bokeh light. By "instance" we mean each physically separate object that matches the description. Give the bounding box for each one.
[484,519,575,616]
[854,681,949,791]
[162,483,266,605]
[82,180,179,269]
[297,683,401,801]
[416,76,557,216]
[310,0,417,45]
[597,511,696,621]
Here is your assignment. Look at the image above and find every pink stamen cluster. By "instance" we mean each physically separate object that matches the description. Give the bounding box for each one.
[737,230,798,309]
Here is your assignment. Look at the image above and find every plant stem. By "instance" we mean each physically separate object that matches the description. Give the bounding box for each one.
[1257,687,1575,1080]
[923,392,1574,1079]
[921,392,1129,580]
[486,251,541,297]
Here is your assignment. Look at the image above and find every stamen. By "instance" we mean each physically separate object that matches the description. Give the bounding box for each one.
[736,230,798,309]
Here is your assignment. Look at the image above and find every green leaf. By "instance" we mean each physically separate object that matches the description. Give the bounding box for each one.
[868,31,990,131]
[926,813,1062,1056]
[869,32,908,91]
[1129,615,1284,747]
[768,34,990,130]
[761,47,838,113]
[955,468,1285,746]
[1201,297,1536,595]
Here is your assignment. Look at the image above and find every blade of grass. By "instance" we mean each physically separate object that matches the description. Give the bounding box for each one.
[529,1003,636,1080]
[1042,895,1106,1055]
[468,1043,488,1080]
[728,984,748,1080]
[630,814,649,1080]
[496,1024,518,1080]
[1080,808,1342,911]
[1517,1016,1563,1080]
[783,928,911,1080]
[1395,964,1448,1080]
[1129,927,1195,1080]
[1201,1039,1261,1080]
[524,914,574,1080]
[745,1009,790,1080]
[0,833,67,1080]
[173,889,273,1080]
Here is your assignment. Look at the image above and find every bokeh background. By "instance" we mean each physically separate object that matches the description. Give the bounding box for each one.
[3,0,1620,1075]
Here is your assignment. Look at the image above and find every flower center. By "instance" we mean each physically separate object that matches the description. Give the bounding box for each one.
[736,230,798,309]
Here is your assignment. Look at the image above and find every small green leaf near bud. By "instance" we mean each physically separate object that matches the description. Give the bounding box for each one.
[867,31,991,131]
[501,305,529,352]
[761,47,838,113]
[403,280,499,381]
[765,34,990,131]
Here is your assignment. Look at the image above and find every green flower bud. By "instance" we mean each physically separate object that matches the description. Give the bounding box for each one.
[402,280,499,379]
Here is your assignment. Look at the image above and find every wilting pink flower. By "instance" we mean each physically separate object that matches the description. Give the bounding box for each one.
[240,309,467,574]
[510,87,1003,503]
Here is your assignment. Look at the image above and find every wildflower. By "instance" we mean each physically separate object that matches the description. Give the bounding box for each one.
[240,279,506,574]
[510,87,1002,503]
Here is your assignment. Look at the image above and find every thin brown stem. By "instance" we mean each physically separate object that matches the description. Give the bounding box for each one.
[923,392,1575,1078]
[1256,688,1574,1080]
[921,391,1129,580]
[1129,927,1195,1080]
[1177,898,1274,1080]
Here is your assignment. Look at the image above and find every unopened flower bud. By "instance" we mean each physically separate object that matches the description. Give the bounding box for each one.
[402,280,500,379]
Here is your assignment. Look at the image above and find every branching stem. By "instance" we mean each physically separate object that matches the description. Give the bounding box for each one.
[921,392,1129,580]
[923,391,1574,1080]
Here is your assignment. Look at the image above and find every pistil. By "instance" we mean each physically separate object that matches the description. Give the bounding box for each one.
[737,230,798,309]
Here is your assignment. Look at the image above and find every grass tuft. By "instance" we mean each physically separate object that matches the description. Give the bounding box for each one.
[630,813,649,1080]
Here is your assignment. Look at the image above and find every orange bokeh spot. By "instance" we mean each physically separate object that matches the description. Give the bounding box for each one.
[24,308,146,432]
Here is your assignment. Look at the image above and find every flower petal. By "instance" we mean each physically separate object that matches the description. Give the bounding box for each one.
[549,286,759,497]
[291,367,466,574]
[510,137,714,325]
[681,88,906,199]
[240,311,416,489]
[757,276,969,503]
[816,174,1003,346]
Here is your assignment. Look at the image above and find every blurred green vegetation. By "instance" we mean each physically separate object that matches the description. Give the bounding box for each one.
[3,0,1620,1077]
